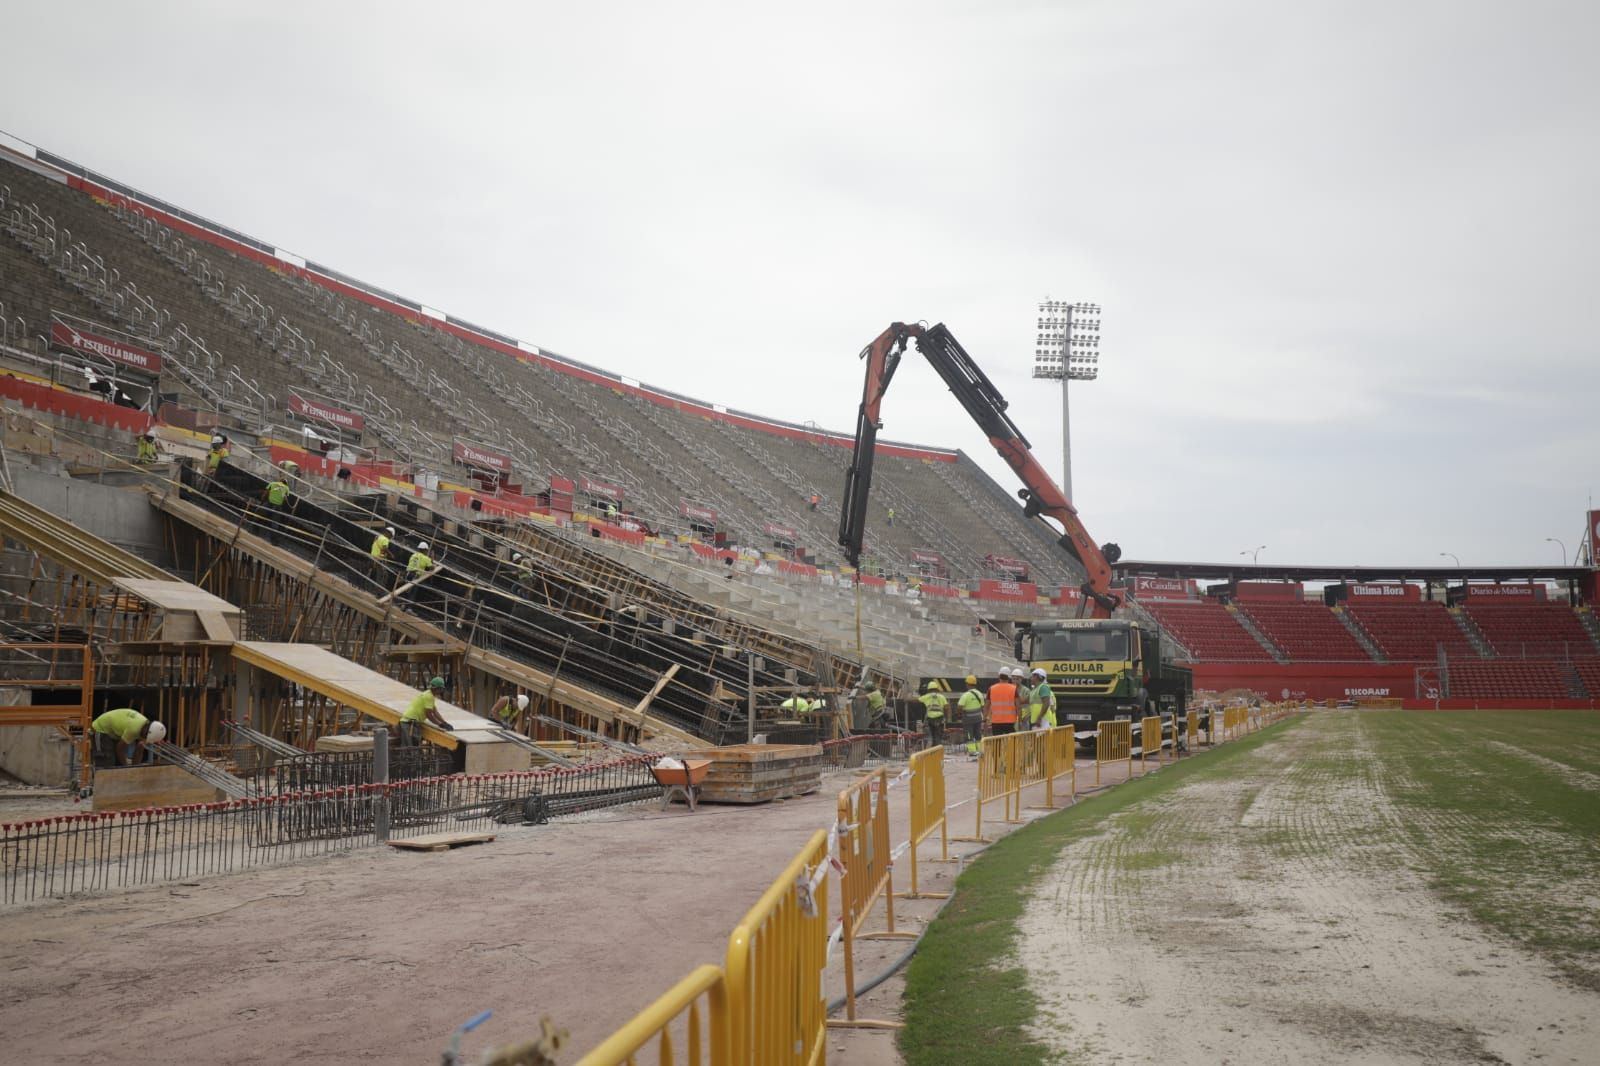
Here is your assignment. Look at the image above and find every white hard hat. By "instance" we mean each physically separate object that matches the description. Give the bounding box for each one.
[1031,668,1047,679]
[385,527,396,536]
[515,694,529,711]
[512,552,524,562]
[210,435,224,445]
[417,541,430,551]
[146,721,167,743]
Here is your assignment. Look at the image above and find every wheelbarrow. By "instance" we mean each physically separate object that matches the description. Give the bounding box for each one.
[651,758,712,812]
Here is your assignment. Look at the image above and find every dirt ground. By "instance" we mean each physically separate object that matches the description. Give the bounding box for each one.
[1016,714,1600,1065]
[0,748,1130,1064]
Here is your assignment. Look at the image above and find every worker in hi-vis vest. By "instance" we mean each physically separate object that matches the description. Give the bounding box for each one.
[135,433,159,464]
[91,708,167,766]
[1026,667,1058,729]
[918,680,949,744]
[780,695,814,718]
[399,676,453,746]
[987,668,1020,736]
[407,541,434,579]
[957,674,986,748]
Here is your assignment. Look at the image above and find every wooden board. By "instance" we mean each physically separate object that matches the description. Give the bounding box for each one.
[387,832,496,852]
[112,578,241,614]
[93,765,223,811]
[690,744,824,804]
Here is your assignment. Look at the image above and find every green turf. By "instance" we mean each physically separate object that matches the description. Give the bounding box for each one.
[1357,711,1600,987]
[898,710,1600,1064]
[897,720,1298,1066]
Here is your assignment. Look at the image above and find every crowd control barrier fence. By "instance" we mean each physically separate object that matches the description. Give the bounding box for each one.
[1139,715,1164,769]
[1096,719,1133,786]
[899,744,948,900]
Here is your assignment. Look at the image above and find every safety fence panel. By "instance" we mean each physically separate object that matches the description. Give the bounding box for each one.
[0,755,664,905]
[901,744,947,899]
[1043,726,1077,808]
[1013,728,1051,793]
[836,768,896,939]
[574,963,728,1066]
[957,732,1021,842]
[1139,715,1164,768]
[1185,711,1200,748]
[725,829,831,1064]
[1095,719,1132,787]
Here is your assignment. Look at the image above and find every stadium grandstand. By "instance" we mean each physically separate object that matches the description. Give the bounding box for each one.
[2,129,1599,738]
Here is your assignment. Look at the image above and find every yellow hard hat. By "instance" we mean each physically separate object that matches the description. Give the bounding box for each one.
[965,675,978,686]
[925,680,939,691]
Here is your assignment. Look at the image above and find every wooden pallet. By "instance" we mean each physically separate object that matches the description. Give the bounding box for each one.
[692,744,824,804]
[387,832,496,852]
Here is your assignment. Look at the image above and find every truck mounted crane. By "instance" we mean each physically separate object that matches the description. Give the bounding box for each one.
[837,321,1121,617]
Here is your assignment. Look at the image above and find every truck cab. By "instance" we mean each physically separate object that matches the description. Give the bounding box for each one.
[1017,618,1192,734]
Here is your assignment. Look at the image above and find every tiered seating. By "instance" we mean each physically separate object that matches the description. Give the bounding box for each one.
[1574,661,1600,698]
[0,150,1075,582]
[1448,661,1569,700]
[1464,605,1599,660]
[1237,603,1373,662]
[1346,603,1480,661]
[1139,601,1274,661]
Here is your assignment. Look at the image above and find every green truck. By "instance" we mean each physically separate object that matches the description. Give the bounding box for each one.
[1016,618,1194,738]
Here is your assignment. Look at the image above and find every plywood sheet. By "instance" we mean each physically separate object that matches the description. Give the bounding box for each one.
[113,578,240,614]
[387,832,495,852]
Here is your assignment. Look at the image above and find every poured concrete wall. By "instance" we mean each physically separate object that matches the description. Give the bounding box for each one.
[0,688,71,786]
[11,466,170,568]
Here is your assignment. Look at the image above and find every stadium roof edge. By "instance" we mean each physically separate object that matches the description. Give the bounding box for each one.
[1114,560,1593,582]
[0,131,957,460]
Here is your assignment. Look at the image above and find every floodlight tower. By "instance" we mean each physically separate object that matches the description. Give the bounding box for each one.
[1032,300,1101,502]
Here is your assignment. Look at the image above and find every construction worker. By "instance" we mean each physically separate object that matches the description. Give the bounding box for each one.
[205,434,230,473]
[488,693,530,730]
[779,694,813,718]
[91,708,167,766]
[862,680,887,723]
[511,552,535,590]
[399,676,453,746]
[264,465,292,508]
[1026,667,1058,730]
[886,507,895,527]
[407,541,434,580]
[918,681,949,744]
[605,501,619,524]
[135,432,159,464]
[371,526,395,563]
[957,674,986,745]
[808,492,820,511]
[988,668,1020,736]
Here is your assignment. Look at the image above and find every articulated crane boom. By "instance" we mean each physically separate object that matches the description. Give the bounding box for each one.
[838,321,1121,618]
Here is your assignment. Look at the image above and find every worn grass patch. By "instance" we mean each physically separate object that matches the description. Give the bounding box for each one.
[898,719,1299,1066]
[1360,711,1600,988]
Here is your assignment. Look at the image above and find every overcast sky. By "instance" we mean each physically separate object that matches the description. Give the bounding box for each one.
[4,1,1596,568]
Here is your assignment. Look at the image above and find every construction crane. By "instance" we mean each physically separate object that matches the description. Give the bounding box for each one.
[838,321,1120,617]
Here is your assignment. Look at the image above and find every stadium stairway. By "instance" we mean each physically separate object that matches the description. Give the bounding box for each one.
[1333,606,1388,662]
[1227,606,1288,662]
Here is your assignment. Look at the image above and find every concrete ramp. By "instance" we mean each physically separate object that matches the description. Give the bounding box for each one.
[232,641,503,752]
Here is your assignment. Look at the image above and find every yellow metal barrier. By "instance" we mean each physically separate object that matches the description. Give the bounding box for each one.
[725,829,831,1063]
[1095,719,1132,787]
[1014,727,1050,794]
[1185,710,1199,750]
[1139,715,1164,769]
[900,744,949,900]
[836,769,915,1024]
[956,732,1021,843]
[1041,725,1077,808]
[574,964,728,1066]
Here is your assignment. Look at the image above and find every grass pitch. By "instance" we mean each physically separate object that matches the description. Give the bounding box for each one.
[899,711,1600,1065]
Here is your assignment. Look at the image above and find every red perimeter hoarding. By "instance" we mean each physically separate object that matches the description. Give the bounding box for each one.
[1347,582,1421,603]
[1130,576,1191,601]
[50,320,163,374]
[453,439,512,473]
[1461,583,1547,602]
[1234,581,1303,603]
[580,476,623,501]
[288,392,365,433]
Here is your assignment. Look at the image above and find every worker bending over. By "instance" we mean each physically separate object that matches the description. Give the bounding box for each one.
[399,676,453,746]
[488,693,530,730]
[91,708,167,766]
[135,433,159,464]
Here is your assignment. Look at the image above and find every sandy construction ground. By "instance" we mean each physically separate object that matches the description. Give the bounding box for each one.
[1016,714,1600,1065]
[0,748,1129,1064]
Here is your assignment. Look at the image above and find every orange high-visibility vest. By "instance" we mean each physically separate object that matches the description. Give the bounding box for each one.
[988,682,1019,724]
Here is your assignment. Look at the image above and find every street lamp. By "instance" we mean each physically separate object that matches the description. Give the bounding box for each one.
[1439,552,1461,567]
[1032,299,1101,502]
[1239,545,1266,565]
[1546,537,1568,566]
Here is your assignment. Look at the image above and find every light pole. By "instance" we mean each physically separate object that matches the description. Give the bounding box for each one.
[1439,552,1461,568]
[1032,300,1101,502]
[1239,545,1266,565]
[1546,537,1567,566]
